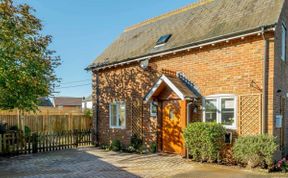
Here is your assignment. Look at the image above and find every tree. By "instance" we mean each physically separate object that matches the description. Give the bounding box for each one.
[0,0,60,113]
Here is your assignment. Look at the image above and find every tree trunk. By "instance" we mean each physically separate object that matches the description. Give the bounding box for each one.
[20,111,25,132]
[18,109,25,131]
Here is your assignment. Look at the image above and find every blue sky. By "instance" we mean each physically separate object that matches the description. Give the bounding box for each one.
[19,0,196,97]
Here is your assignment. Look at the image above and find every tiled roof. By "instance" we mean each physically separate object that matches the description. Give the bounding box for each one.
[38,97,54,107]
[53,97,82,106]
[166,76,197,99]
[90,0,284,69]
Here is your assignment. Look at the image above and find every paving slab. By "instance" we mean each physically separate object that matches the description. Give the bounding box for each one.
[0,147,286,178]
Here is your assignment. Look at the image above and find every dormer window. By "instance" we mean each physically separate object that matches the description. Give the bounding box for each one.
[155,34,172,47]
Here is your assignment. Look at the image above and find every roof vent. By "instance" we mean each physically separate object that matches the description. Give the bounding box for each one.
[155,34,172,47]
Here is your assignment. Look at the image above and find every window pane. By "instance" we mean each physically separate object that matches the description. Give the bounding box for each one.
[205,99,217,122]
[205,112,217,122]
[221,112,234,126]
[110,104,117,127]
[206,99,217,111]
[221,98,235,126]
[119,103,126,127]
[156,34,172,45]
[150,102,157,117]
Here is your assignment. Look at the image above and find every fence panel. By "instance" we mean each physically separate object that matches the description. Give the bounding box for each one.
[0,129,92,156]
[0,108,92,132]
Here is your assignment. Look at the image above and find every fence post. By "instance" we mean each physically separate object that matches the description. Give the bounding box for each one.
[74,130,78,148]
[32,132,38,153]
[3,134,7,154]
[0,134,2,154]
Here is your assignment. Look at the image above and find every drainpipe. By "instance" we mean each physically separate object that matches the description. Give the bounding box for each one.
[95,71,100,145]
[186,101,193,159]
[262,27,269,134]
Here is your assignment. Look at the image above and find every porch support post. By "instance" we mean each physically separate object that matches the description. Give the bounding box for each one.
[180,100,187,157]
[186,101,193,159]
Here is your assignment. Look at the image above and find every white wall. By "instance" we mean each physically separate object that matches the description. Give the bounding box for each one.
[82,101,92,109]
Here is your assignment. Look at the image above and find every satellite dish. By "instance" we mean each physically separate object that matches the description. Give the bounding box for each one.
[140,59,149,69]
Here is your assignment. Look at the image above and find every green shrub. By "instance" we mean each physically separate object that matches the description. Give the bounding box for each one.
[9,125,31,137]
[84,109,92,118]
[9,125,18,131]
[0,123,8,134]
[232,134,278,168]
[100,143,111,151]
[150,142,157,153]
[24,126,31,137]
[111,139,121,151]
[183,122,226,162]
[126,145,136,153]
[138,144,148,154]
[131,134,142,149]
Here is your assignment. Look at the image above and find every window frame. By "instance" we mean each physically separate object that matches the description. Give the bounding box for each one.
[150,101,158,117]
[109,101,126,129]
[155,34,172,48]
[203,94,237,130]
[282,22,287,62]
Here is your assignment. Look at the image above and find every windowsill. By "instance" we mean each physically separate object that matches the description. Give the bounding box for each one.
[110,126,126,129]
[202,122,237,130]
[154,44,166,48]
[223,125,237,130]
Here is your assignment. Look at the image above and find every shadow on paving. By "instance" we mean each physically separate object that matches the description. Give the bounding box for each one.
[0,148,139,178]
[173,166,273,178]
[0,147,287,178]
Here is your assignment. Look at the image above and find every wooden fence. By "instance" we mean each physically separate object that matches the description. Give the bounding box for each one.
[0,108,92,132]
[0,129,92,156]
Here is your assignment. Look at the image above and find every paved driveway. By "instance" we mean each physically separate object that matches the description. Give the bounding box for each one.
[0,147,286,178]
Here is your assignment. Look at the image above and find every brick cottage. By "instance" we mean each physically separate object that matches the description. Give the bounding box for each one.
[87,0,288,158]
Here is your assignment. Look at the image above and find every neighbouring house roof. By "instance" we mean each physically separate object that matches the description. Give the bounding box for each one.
[53,97,82,107]
[144,74,198,102]
[89,0,284,69]
[38,97,54,107]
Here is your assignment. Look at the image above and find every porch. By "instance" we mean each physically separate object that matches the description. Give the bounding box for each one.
[143,72,199,155]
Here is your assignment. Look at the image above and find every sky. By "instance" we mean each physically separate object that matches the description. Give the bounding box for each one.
[19,0,196,98]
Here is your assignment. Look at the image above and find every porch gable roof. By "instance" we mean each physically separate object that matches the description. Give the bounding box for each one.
[144,75,197,102]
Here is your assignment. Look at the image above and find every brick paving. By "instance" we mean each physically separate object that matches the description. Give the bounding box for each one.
[0,147,286,178]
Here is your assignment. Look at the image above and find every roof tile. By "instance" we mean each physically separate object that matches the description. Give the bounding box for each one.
[91,0,284,68]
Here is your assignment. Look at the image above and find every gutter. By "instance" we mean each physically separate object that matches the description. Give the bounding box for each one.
[261,27,269,134]
[95,71,100,145]
[87,24,276,71]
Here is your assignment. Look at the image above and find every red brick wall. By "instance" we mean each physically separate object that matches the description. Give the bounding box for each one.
[92,33,277,149]
[92,66,160,146]
[274,0,288,158]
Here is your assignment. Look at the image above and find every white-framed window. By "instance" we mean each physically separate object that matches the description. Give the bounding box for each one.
[203,94,237,129]
[282,23,287,61]
[109,101,126,129]
[150,101,158,117]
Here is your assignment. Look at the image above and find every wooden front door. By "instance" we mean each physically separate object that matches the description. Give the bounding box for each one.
[162,100,183,154]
